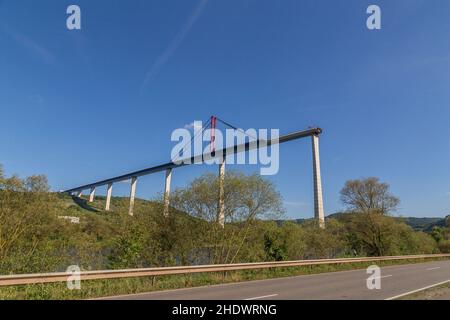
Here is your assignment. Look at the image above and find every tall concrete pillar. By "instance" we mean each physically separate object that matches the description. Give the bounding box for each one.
[218,159,225,228]
[89,187,96,203]
[311,134,325,228]
[105,183,113,211]
[129,177,137,216]
[77,191,83,198]
[163,169,172,217]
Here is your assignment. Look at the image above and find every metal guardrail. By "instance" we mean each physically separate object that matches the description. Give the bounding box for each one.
[0,254,449,287]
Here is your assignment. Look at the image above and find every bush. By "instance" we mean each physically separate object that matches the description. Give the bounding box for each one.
[0,166,443,278]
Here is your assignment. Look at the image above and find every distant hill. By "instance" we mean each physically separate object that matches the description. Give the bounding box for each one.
[398,216,448,232]
[277,212,449,233]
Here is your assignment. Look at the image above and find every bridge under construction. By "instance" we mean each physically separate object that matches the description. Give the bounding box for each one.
[63,118,325,228]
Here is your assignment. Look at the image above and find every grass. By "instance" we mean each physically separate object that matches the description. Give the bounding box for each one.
[0,257,448,300]
[398,281,450,300]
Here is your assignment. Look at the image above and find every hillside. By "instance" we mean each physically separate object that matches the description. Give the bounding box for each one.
[398,217,448,232]
[1,184,448,279]
[277,212,449,233]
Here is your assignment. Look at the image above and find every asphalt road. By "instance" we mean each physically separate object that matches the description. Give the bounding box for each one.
[100,260,450,300]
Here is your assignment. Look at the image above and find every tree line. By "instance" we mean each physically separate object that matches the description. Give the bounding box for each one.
[0,164,448,275]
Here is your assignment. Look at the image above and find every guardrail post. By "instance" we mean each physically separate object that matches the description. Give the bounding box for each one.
[163,169,172,217]
[218,158,225,228]
[89,187,96,203]
[106,183,113,211]
[311,134,325,228]
[129,177,137,216]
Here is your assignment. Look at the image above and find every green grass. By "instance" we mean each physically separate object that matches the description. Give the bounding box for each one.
[1,257,448,300]
[398,281,450,300]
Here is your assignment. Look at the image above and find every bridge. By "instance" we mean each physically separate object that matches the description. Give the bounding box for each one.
[63,122,325,228]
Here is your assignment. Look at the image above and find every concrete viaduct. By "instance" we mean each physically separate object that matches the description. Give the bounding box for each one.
[63,127,325,228]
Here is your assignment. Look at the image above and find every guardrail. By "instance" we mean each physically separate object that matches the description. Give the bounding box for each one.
[1,254,449,287]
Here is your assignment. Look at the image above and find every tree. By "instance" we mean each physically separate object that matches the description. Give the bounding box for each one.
[340,177,399,215]
[0,168,65,273]
[430,226,445,244]
[25,175,50,193]
[340,178,404,256]
[170,171,284,224]
[262,222,288,261]
[169,171,284,264]
[346,213,398,256]
[302,219,348,258]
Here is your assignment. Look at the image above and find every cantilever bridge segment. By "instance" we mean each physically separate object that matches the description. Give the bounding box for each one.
[63,127,325,228]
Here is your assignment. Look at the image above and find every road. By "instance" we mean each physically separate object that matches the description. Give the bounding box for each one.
[100,260,450,300]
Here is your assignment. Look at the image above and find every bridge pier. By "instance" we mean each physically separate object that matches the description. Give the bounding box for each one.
[89,187,96,203]
[218,159,225,228]
[163,169,172,217]
[77,191,83,198]
[105,183,113,211]
[311,134,325,228]
[129,177,137,216]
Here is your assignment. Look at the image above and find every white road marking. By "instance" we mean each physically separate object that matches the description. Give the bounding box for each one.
[244,294,278,300]
[375,275,393,279]
[385,279,450,300]
[426,267,441,271]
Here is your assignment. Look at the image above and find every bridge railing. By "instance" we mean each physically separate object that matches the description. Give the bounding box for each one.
[1,254,449,287]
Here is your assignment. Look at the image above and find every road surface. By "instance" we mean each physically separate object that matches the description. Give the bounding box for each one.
[99,260,450,300]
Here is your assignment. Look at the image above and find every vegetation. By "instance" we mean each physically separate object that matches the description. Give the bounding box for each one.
[0,165,449,299]
[398,281,450,300]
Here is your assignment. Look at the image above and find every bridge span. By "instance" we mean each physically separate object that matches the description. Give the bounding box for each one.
[63,127,325,227]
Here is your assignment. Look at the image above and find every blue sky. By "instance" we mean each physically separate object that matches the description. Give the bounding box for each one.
[1,0,449,218]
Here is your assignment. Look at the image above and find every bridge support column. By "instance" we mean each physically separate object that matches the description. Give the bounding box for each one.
[218,159,225,228]
[129,177,137,216]
[163,169,172,217]
[89,187,96,203]
[311,134,325,228]
[105,183,113,211]
[77,191,83,198]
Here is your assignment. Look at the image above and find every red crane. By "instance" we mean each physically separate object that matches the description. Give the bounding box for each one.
[210,116,217,154]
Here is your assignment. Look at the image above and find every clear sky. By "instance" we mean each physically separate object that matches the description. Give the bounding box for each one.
[1,0,449,219]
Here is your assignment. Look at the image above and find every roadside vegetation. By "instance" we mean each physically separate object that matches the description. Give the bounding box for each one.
[398,281,450,300]
[0,164,449,299]
[2,257,448,300]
